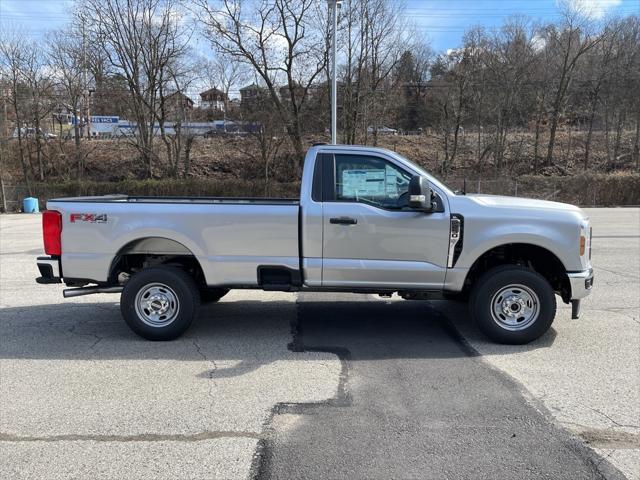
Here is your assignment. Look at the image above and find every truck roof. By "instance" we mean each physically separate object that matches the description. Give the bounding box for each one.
[313,144,397,154]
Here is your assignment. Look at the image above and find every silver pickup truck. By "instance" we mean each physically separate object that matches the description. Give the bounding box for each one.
[36,145,593,344]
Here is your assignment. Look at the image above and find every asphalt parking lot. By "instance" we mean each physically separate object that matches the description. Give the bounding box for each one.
[0,208,638,479]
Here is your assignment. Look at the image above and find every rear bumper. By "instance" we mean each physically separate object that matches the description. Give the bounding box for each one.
[36,256,62,284]
[568,268,594,300]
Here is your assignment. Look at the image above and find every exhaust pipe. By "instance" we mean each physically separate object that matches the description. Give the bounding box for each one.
[63,286,123,298]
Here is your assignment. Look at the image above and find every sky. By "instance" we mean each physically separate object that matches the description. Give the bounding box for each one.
[0,0,638,51]
[404,0,639,50]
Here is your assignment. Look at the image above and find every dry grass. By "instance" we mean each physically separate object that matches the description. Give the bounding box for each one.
[2,131,638,208]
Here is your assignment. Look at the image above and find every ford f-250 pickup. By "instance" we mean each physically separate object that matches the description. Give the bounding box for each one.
[36,144,594,344]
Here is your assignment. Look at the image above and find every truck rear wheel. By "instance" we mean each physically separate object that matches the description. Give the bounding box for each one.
[469,265,556,344]
[120,266,200,341]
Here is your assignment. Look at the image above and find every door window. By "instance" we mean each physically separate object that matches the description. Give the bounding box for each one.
[334,154,412,209]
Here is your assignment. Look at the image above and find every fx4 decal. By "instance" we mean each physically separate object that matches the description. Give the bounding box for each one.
[70,213,108,223]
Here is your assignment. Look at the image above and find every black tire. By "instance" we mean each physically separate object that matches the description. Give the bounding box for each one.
[469,265,556,345]
[200,288,229,304]
[120,266,200,341]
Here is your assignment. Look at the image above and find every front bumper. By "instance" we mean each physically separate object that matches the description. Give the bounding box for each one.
[36,256,62,284]
[568,268,594,300]
[567,268,594,320]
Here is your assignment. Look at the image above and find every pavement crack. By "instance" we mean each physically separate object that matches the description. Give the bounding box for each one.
[590,308,639,325]
[65,321,105,349]
[192,339,217,385]
[594,267,640,281]
[0,431,261,443]
[587,407,639,430]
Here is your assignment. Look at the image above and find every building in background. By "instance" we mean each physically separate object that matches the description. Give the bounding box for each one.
[199,88,228,111]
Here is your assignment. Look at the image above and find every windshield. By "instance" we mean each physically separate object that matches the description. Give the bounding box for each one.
[385,151,455,195]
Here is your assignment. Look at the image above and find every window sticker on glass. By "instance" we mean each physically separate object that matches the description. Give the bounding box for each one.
[342,169,386,198]
[385,164,406,198]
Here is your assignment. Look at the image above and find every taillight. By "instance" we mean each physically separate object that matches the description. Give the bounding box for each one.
[43,210,62,256]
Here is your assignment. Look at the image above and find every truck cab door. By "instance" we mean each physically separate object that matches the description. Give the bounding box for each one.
[320,153,450,289]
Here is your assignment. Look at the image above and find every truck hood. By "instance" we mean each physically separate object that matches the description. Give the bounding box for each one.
[450,194,588,221]
[469,194,582,212]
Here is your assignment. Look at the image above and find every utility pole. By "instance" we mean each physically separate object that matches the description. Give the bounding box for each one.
[0,90,8,212]
[328,0,341,145]
[81,14,91,140]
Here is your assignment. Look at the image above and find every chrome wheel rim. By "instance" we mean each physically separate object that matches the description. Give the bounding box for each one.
[134,283,180,328]
[490,284,539,331]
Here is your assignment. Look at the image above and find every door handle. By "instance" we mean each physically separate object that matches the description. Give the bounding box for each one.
[330,217,358,225]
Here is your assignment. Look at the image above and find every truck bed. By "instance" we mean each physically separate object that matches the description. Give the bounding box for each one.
[47,195,301,286]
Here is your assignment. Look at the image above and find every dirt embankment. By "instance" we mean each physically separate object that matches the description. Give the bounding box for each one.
[1,131,638,209]
[2,130,638,182]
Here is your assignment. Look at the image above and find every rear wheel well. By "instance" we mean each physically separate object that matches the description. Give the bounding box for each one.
[464,244,570,302]
[109,239,206,289]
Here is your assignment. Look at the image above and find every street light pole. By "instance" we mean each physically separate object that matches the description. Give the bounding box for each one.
[329,0,340,145]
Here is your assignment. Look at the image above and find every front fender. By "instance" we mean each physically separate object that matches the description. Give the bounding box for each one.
[455,214,583,274]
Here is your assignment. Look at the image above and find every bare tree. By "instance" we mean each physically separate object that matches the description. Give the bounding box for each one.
[338,0,406,144]
[83,0,189,177]
[484,18,538,171]
[195,0,328,170]
[156,56,198,177]
[21,46,55,181]
[206,55,248,117]
[543,5,602,166]
[48,29,88,178]
[427,50,471,172]
[0,31,34,193]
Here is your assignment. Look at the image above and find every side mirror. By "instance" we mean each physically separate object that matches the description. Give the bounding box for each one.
[408,176,433,212]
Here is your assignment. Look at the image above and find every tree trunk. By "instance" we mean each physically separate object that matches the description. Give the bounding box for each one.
[533,114,542,174]
[634,110,640,171]
[546,41,573,167]
[287,123,305,175]
[546,103,561,167]
[584,98,598,170]
[34,116,44,181]
[13,106,32,196]
[613,110,625,164]
[74,122,82,180]
[451,119,461,167]
[604,100,612,165]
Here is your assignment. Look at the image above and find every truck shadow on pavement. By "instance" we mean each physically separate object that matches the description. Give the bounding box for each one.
[0,295,556,368]
[254,293,617,480]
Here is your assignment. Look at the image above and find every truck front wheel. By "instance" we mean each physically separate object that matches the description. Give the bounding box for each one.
[120,266,200,341]
[469,265,556,344]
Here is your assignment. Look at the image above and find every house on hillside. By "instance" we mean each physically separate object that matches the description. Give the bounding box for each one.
[165,91,194,110]
[239,83,269,108]
[200,87,228,111]
[164,91,194,121]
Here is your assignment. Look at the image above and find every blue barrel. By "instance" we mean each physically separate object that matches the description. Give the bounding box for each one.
[23,197,39,213]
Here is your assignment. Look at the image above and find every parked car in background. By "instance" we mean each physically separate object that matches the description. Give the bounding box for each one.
[367,126,398,135]
[13,127,57,139]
